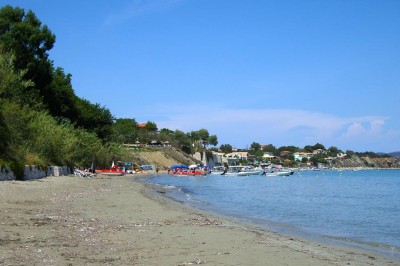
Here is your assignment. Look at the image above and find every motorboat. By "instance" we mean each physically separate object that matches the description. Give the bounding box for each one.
[261,165,294,176]
[209,166,226,175]
[262,170,293,176]
[222,166,261,176]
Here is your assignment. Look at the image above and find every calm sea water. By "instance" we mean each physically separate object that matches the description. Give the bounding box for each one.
[140,169,400,258]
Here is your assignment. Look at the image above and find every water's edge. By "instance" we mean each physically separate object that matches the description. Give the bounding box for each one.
[137,175,400,261]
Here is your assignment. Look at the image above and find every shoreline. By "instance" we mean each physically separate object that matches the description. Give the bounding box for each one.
[139,174,400,262]
[0,174,398,265]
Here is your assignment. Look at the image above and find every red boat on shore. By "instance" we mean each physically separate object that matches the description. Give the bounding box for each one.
[95,162,125,176]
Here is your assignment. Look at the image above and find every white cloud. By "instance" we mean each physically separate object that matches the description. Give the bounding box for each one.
[340,119,385,139]
[142,103,399,152]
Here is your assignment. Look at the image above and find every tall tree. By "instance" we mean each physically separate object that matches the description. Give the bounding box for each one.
[0,104,9,156]
[303,145,314,153]
[208,135,218,147]
[187,130,198,142]
[0,51,35,158]
[173,130,193,154]
[74,98,114,140]
[111,118,137,143]
[312,143,326,150]
[0,51,36,106]
[262,144,276,153]
[220,144,233,153]
[0,6,55,106]
[327,146,341,157]
[47,67,78,119]
[250,142,261,150]
[159,128,173,142]
[145,121,158,133]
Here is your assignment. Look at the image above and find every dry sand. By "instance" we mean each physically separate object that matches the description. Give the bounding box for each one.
[0,174,398,266]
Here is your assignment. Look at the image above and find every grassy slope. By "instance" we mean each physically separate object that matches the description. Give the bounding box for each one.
[129,147,202,170]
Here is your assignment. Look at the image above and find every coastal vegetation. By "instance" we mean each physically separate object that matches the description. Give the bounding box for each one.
[0,5,398,178]
[0,6,219,177]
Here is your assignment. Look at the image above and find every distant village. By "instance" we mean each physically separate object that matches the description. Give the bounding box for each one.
[123,139,348,169]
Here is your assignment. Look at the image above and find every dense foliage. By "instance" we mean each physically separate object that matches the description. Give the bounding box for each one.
[0,6,114,139]
[0,6,124,177]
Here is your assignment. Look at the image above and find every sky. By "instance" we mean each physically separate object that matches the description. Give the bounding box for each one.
[2,0,400,152]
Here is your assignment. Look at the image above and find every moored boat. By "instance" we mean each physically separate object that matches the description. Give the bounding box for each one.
[222,165,261,176]
[261,164,294,176]
[262,170,292,176]
[209,166,226,175]
[169,164,207,176]
[95,162,125,176]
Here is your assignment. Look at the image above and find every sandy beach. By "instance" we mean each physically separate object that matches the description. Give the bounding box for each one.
[0,174,398,266]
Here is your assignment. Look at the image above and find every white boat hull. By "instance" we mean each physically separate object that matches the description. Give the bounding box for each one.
[263,171,292,176]
[223,171,261,176]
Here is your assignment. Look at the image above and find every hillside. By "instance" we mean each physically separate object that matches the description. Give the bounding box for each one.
[388,151,400,159]
[330,155,400,168]
[129,147,202,170]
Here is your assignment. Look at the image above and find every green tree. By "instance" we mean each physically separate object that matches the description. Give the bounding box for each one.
[198,128,210,147]
[145,121,158,133]
[310,154,327,165]
[159,128,174,141]
[111,118,137,143]
[250,142,261,150]
[0,51,35,159]
[208,134,218,147]
[47,67,78,119]
[0,52,36,106]
[189,130,200,145]
[327,146,342,157]
[303,145,314,153]
[312,143,325,151]
[0,105,9,157]
[262,144,276,153]
[278,145,299,153]
[0,6,55,107]
[173,130,193,154]
[74,98,114,140]
[136,121,157,143]
[220,144,232,153]
[249,149,264,160]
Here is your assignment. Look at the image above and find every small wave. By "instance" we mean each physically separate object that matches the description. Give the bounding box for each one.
[324,236,400,259]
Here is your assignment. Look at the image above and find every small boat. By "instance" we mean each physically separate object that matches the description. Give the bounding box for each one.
[173,169,207,176]
[209,166,226,175]
[222,166,261,176]
[95,162,125,176]
[261,165,294,176]
[262,170,292,176]
[169,164,207,176]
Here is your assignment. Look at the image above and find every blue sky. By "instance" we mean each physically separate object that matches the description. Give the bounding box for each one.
[3,0,400,152]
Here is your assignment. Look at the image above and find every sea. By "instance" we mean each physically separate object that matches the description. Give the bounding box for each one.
[139,169,400,259]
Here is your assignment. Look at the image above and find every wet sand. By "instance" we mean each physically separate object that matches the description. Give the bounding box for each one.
[0,174,398,265]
